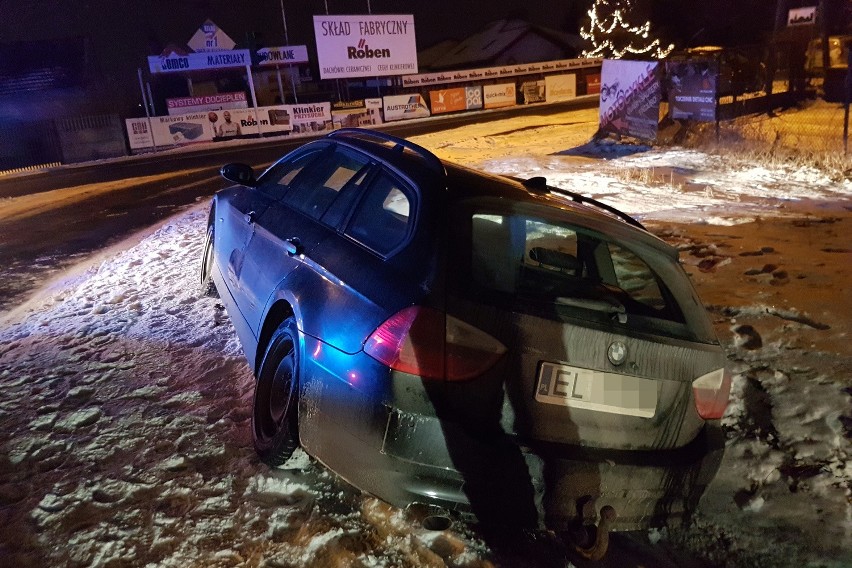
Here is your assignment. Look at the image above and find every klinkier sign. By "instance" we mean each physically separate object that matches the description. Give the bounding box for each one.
[313,15,418,79]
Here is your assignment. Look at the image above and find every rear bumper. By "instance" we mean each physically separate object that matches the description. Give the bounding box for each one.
[298,339,724,532]
[382,407,725,531]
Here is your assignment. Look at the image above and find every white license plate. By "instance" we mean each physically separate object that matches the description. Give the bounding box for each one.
[535,362,657,418]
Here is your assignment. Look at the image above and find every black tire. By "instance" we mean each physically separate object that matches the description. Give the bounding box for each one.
[252,317,300,465]
[200,225,218,298]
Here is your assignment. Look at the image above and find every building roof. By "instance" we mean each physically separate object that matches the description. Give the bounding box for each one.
[420,19,584,71]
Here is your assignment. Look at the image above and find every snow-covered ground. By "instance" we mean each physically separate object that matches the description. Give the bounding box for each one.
[1,107,851,567]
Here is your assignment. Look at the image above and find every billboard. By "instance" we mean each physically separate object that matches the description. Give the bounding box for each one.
[429,87,482,114]
[289,102,333,133]
[125,113,215,150]
[148,50,251,73]
[166,92,248,116]
[586,73,601,95]
[666,59,718,121]
[521,80,546,104]
[788,7,816,26]
[545,74,577,102]
[209,108,294,138]
[383,94,430,121]
[313,15,418,79]
[331,99,384,127]
[483,83,516,109]
[599,59,662,141]
[257,46,310,66]
[187,20,236,52]
[402,58,602,88]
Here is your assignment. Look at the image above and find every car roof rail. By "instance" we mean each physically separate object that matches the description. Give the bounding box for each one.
[327,128,445,176]
[519,176,647,230]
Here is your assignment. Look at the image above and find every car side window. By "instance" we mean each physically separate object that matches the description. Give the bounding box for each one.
[283,147,371,220]
[257,148,325,198]
[344,171,414,256]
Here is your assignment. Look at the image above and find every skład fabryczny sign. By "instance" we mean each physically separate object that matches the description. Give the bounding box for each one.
[148,50,252,73]
[313,15,417,79]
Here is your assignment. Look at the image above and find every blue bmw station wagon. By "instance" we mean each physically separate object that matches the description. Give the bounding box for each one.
[200,128,731,554]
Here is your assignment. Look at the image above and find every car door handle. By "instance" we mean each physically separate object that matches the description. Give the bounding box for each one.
[284,238,302,256]
[244,211,257,224]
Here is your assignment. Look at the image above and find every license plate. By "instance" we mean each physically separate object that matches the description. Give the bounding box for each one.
[535,362,657,418]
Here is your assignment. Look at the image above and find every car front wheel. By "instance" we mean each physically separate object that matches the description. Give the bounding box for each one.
[252,317,300,465]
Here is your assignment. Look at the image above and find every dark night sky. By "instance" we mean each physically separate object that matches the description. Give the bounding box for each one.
[0,1,847,115]
[0,1,788,57]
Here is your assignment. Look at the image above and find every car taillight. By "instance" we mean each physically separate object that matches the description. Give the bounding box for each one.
[364,306,506,381]
[692,368,732,419]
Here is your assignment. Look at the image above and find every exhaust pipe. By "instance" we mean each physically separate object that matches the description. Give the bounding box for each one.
[405,502,453,531]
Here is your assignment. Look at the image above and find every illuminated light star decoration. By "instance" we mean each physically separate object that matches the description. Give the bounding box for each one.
[580,0,674,59]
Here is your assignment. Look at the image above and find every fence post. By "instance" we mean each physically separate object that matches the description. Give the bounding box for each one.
[844,39,851,153]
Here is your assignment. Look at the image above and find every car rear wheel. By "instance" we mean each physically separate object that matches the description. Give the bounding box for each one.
[200,225,218,298]
[252,317,300,465]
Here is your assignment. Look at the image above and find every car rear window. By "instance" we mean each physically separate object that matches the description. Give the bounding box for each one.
[461,209,704,339]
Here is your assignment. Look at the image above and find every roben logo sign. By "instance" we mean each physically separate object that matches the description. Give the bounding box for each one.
[314,14,417,79]
[348,38,391,60]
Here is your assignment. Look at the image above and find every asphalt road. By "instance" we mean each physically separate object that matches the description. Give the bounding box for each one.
[0,98,596,314]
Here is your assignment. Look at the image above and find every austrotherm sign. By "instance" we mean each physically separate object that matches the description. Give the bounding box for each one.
[313,15,418,80]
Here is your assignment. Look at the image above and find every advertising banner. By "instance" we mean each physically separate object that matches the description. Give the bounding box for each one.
[666,59,718,121]
[166,92,248,116]
[313,15,418,79]
[402,57,603,88]
[148,50,251,74]
[521,81,546,104]
[331,99,384,128]
[599,59,662,141]
[187,20,236,52]
[209,108,295,137]
[125,118,154,150]
[788,7,816,26]
[483,83,516,109]
[126,113,216,150]
[430,88,465,114]
[428,86,483,114]
[383,94,430,121]
[257,45,310,66]
[289,102,333,133]
[545,74,577,102]
[586,73,601,95]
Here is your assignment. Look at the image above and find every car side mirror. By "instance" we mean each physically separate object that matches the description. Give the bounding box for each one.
[220,163,257,187]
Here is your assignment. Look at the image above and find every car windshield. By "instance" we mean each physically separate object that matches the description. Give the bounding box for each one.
[451,202,713,342]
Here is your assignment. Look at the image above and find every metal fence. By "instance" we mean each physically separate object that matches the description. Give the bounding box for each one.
[666,40,851,155]
[0,119,63,173]
[0,114,127,175]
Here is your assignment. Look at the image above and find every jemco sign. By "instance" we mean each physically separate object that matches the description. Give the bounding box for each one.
[313,14,418,80]
[148,50,251,73]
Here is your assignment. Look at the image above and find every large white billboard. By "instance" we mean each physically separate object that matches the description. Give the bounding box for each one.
[313,15,418,79]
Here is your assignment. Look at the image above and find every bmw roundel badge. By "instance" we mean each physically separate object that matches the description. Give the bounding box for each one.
[607,341,627,366]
